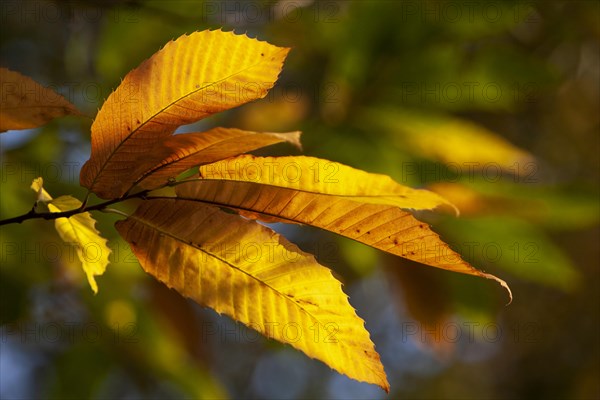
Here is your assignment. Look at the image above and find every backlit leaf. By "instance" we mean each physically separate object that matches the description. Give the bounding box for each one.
[115,198,389,391]
[0,68,80,132]
[30,178,110,293]
[174,156,511,300]
[429,181,600,230]
[129,128,301,193]
[196,155,456,211]
[80,29,290,198]
[30,176,53,203]
[373,109,534,175]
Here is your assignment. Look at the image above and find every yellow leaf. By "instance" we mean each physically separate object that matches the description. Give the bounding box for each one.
[127,128,301,193]
[80,29,290,199]
[0,68,80,132]
[379,110,534,173]
[30,177,53,203]
[197,155,456,211]
[29,178,110,293]
[175,156,511,301]
[115,199,389,391]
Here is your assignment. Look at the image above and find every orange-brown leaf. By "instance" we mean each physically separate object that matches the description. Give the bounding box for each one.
[175,157,511,302]
[0,68,80,132]
[177,179,510,298]
[128,128,301,192]
[80,29,289,198]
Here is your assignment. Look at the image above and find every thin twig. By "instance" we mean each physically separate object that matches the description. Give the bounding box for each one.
[0,189,151,226]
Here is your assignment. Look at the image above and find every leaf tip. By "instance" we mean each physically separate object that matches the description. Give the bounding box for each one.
[481,272,512,305]
[450,201,460,217]
[374,371,390,393]
[272,130,303,151]
[30,177,52,203]
[87,275,99,294]
[434,192,460,216]
[30,177,43,193]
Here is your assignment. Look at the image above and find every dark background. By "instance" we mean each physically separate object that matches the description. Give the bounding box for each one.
[1,1,599,399]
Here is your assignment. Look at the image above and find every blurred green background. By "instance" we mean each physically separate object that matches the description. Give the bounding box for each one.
[1,0,598,398]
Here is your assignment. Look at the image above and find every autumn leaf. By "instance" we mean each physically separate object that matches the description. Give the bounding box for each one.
[0,67,80,132]
[174,155,511,300]
[128,128,301,193]
[30,178,110,293]
[30,176,53,204]
[196,155,456,211]
[7,28,512,393]
[373,109,534,174]
[80,29,290,199]
[115,198,389,391]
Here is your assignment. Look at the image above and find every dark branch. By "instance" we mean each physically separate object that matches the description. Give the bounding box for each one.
[0,190,151,226]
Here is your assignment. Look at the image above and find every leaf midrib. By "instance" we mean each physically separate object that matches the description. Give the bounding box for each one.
[169,193,430,251]
[187,178,440,205]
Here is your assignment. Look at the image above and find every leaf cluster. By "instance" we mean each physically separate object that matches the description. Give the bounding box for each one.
[0,29,512,391]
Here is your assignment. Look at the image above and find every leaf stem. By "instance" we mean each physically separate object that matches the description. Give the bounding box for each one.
[102,208,131,218]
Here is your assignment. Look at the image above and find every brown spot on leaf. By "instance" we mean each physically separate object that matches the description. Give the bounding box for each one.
[297,298,317,306]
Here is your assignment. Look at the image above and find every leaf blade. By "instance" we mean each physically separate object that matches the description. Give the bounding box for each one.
[115,198,389,391]
[29,178,110,293]
[197,155,456,211]
[80,30,290,198]
[0,68,80,132]
[129,128,301,192]
[176,157,511,301]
